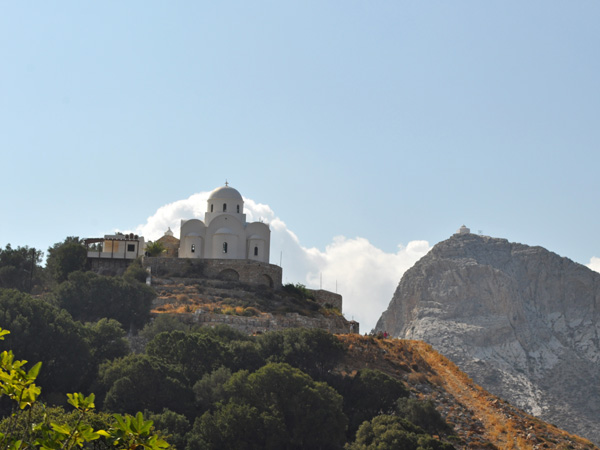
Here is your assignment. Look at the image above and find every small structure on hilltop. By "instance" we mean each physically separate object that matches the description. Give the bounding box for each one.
[455,224,470,235]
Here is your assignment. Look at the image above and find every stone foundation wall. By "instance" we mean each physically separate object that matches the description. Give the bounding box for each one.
[88,258,132,276]
[153,311,358,335]
[308,289,343,311]
[142,257,282,288]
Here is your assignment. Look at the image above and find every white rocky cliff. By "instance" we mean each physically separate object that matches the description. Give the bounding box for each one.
[376,232,600,444]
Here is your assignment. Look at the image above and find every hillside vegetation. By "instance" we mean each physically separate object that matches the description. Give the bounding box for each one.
[0,239,596,449]
[339,334,597,450]
[150,277,335,317]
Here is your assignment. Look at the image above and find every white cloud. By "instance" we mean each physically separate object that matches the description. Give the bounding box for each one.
[134,193,430,333]
[587,257,600,273]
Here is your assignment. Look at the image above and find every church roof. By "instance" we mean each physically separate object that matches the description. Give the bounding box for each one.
[208,184,243,200]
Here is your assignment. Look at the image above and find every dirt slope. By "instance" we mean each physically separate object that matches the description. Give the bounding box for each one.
[337,335,597,450]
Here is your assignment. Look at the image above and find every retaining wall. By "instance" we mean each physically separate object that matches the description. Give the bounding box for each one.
[308,289,343,311]
[154,311,359,335]
[142,257,282,288]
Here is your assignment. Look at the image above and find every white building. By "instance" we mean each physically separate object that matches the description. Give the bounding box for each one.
[86,233,146,259]
[178,184,271,262]
[455,224,471,235]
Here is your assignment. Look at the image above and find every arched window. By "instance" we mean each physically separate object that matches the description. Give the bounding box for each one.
[191,244,195,253]
[254,246,258,256]
[223,242,228,253]
[211,204,214,212]
[223,203,227,212]
[237,205,240,213]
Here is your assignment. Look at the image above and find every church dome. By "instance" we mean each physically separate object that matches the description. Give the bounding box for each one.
[208,185,243,200]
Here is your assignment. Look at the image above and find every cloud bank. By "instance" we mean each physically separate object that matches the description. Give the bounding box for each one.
[587,257,600,273]
[134,192,431,332]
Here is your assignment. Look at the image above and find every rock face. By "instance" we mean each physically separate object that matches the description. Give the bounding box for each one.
[375,233,600,444]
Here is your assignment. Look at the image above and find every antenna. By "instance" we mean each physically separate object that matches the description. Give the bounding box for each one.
[279,251,282,267]
[320,273,322,289]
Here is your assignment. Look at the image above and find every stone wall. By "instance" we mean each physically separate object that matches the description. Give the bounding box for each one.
[154,310,358,335]
[308,289,343,311]
[88,257,132,276]
[142,257,282,288]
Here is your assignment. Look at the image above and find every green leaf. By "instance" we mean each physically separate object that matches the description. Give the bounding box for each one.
[26,362,42,381]
[50,422,72,435]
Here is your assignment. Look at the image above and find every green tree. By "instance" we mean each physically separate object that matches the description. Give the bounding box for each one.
[140,315,196,342]
[46,237,88,283]
[257,328,344,379]
[146,409,190,450]
[123,258,149,283]
[223,362,347,449]
[330,369,409,438]
[53,271,155,329]
[396,398,451,435]
[146,331,230,384]
[145,241,166,257]
[0,327,170,450]
[193,401,286,450]
[97,354,193,416]
[192,367,233,414]
[0,289,93,397]
[83,318,130,363]
[348,415,454,450]
[226,340,264,373]
[0,244,43,293]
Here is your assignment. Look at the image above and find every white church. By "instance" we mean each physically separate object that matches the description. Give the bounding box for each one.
[178,183,270,262]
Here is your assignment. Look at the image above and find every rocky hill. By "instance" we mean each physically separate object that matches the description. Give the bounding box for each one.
[338,335,597,450]
[375,233,600,444]
[149,276,357,334]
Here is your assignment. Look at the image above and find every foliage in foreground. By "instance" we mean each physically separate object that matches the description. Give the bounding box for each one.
[0,327,170,450]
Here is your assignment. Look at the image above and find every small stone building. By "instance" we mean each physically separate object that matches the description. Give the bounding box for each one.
[156,228,180,257]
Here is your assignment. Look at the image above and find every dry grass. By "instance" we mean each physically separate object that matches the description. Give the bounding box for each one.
[336,335,597,450]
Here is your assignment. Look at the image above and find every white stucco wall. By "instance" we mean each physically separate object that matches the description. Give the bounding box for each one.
[177,185,271,263]
[179,219,207,258]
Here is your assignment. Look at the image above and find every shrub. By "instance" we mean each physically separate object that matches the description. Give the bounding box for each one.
[396,398,452,435]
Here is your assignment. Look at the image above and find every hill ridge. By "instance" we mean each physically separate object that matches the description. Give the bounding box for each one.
[375,233,600,444]
[338,335,597,450]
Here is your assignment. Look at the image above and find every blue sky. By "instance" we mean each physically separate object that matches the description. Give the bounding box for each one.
[1,2,599,330]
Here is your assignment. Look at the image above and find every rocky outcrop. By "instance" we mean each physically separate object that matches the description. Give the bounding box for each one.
[375,233,600,444]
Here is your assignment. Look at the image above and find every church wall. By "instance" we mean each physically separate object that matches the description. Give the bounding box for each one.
[143,257,283,288]
[211,234,239,259]
[205,209,246,225]
[245,222,270,263]
[205,215,246,259]
[247,238,266,262]
[179,219,206,258]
